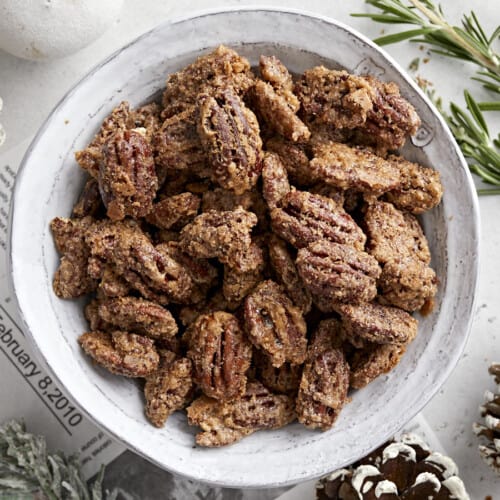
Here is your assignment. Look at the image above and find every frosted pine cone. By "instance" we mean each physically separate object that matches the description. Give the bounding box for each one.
[316,433,469,499]
[473,362,500,474]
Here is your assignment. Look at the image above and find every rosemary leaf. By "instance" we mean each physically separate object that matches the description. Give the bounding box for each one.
[352,0,500,93]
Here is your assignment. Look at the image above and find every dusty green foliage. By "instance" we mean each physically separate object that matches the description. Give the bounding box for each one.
[352,0,500,93]
[0,420,126,500]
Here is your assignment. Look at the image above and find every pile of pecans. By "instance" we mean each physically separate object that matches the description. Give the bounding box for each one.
[51,46,443,447]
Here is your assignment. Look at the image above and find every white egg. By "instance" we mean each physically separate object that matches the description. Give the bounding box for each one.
[0,0,124,60]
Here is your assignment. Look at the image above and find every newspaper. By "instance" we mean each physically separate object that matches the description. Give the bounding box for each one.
[0,139,125,479]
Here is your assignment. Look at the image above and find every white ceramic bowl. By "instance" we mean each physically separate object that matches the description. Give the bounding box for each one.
[9,7,479,488]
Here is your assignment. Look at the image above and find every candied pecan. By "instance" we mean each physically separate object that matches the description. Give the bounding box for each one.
[296,335,350,430]
[378,257,438,312]
[295,67,374,129]
[126,102,160,142]
[50,216,97,298]
[310,142,401,197]
[79,330,159,377]
[262,152,291,210]
[244,280,307,367]
[161,45,255,118]
[335,302,417,345]
[154,106,206,172]
[296,240,381,304]
[99,129,157,220]
[98,265,130,297]
[308,121,353,150]
[384,154,443,214]
[146,192,200,230]
[363,201,431,265]
[144,352,194,427]
[266,136,314,186]
[186,381,296,447]
[187,312,252,400]
[97,296,178,340]
[201,187,254,212]
[85,299,110,331]
[350,342,407,389]
[253,349,302,395]
[86,221,195,304]
[270,190,366,250]
[198,88,263,194]
[352,76,421,153]
[268,235,312,314]
[222,243,264,305]
[72,178,103,218]
[259,55,300,111]
[179,208,258,271]
[75,102,131,178]
[201,188,270,233]
[251,80,310,142]
[156,241,219,302]
[308,183,345,207]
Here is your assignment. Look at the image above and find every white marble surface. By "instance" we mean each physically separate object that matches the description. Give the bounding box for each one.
[0,0,499,498]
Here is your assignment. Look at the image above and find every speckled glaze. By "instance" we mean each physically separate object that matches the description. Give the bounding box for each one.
[9,8,479,488]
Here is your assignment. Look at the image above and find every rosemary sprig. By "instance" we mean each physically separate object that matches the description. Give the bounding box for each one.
[0,420,127,500]
[429,89,500,194]
[352,0,500,93]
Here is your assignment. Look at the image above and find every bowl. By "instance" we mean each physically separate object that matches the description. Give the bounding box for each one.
[9,7,479,488]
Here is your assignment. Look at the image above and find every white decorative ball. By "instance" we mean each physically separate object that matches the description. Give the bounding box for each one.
[0,0,124,60]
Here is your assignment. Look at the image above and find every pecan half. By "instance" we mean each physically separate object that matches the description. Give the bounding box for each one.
[187,312,252,400]
[335,302,418,345]
[310,142,401,197]
[251,80,310,142]
[295,67,374,129]
[86,221,195,304]
[75,102,131,179]
[154,105,206,172]
[79,330,159,377]
[144,352,194,427]
[271,190,366,250]
[384,154,443,214]
[222,242,265,306]
[266,136,315,187]
[244,280,307,367]
[296,335,350,430]
[50,216,97,298]
[363,201,431,265]
[97,296,178,340]
[259,55,299,111]
[99,129,158,220]
[146,192,200,231]
[186,381,296,447]
[350,342,407,389]
[262,152,291,210]
[253,349,302,396]
[179,208,258,271]
[268,235,312,314]
[98,266,130,297]
[71,178,104,218]
[296,240,381,304]
[162,45,255,118]
[198,88,263,194]
[352,76,421,153]
[378,257,438,312]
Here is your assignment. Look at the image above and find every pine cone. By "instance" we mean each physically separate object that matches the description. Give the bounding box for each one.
[316,433,469,499]
[473,362,500,474]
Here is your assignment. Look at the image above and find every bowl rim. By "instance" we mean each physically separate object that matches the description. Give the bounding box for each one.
[8,5,480,488]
